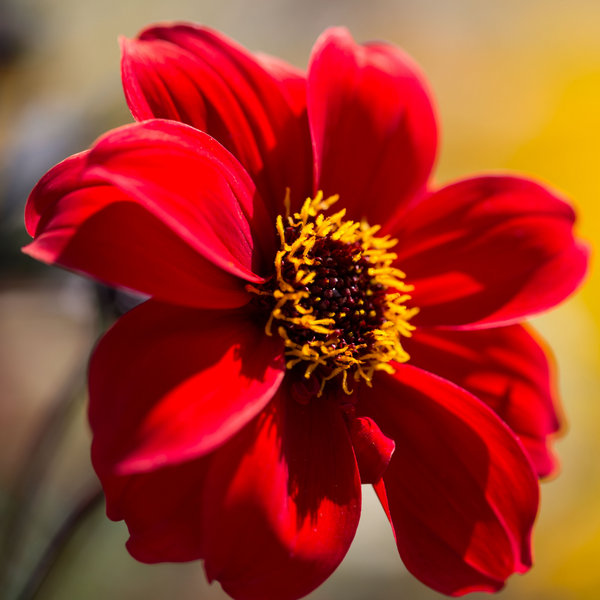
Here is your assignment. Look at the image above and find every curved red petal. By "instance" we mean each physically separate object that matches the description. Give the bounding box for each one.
[406,325,562,478]
[24,120,275,308]
[360,365,539,595]
[24,150,89,236]
[102,457,211,563]
[372,479,396,538]
[255,52,308,119]
[85,119,274,275]
[307,27,438,225]
[121,23,312,216]
[393,176,590,328]
[202,384,361,600]
[89,300,285,477]
[348,416,395,484]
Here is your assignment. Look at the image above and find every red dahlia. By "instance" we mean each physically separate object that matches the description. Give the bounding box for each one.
[24,23,589,600]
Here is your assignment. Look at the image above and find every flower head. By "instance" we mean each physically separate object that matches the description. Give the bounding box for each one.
[23,23,589,600]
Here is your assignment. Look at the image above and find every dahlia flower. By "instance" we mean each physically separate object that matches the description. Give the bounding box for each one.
[23,23,588,600]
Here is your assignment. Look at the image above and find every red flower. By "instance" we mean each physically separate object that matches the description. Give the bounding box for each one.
[24,23,588,600]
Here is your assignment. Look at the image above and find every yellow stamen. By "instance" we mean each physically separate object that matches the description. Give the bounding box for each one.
[246,192,418,396]
[283,187,291,219]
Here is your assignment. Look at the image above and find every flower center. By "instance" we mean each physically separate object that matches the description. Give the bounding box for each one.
[247,191,418,397]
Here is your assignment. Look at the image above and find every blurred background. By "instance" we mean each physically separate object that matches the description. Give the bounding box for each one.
[0,0,599,599]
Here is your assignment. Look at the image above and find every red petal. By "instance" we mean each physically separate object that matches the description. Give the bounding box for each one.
[24,120,274,309]
[348,416,395,484]
[307,27,437,225]
[360,365,539,595]
[121,23,312,216]
[89,300,285,477]
[24,150,88,236]
[372,479,395,537]
[393,176,590,328]
[202,384,361,600]
[406,325,562,478]
[255,52,308,119]
[102,457,211,563]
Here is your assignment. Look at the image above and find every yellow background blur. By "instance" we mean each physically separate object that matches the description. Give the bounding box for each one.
[1,0,599,599]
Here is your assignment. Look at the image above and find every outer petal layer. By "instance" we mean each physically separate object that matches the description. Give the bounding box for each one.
[361,365,539,595]
[102,457,211,563]
[406,325,562,477]
[121,23,312,215]
[89,300,285,477]
[392,176,589,328]
[202,384,361,600]
[24,120,274,309]
[308,27,437,225]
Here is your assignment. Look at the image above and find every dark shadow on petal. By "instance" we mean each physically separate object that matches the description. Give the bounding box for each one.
[201,380,360,600]
[281,382,358,527]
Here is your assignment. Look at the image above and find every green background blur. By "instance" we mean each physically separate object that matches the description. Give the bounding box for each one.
[0,0,599,599]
